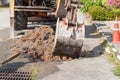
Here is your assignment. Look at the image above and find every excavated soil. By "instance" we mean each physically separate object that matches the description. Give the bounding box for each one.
[11,26,55,61]
[10,26,75,61]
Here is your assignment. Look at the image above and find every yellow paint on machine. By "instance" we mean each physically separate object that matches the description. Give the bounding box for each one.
[10,0,14,17]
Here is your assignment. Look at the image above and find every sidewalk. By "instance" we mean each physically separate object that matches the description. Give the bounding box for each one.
[0,8,10,30]
[0,8,10,41]
[94,21,120,60]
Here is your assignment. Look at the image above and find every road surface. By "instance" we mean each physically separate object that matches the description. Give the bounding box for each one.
[0,8,119,80]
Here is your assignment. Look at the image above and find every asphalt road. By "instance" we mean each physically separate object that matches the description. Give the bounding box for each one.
[40,57,119,80]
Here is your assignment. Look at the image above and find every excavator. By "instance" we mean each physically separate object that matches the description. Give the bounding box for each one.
[1,0,84,64]
[9,0,79,30]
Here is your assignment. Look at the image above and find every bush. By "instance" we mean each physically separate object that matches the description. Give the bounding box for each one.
[112,9,120,19]
[88,6,106,20]
[88,5,120,20]
[80,0,120,20]
[95,0,103,6]
[102,0,108,6]
[80,1,94,13]
[105,11,115,20]
[102,0,120,18]
[80,0,103,13]
[105,0,120,9]
[79,0,90,4]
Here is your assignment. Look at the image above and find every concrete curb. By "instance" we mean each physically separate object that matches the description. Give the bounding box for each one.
[93,22,120,60]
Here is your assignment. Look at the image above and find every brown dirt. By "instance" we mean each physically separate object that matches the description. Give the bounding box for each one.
[10,26,74,61]
[11,26,55,61]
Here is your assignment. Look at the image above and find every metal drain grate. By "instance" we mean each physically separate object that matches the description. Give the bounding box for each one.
[0,69,32,80]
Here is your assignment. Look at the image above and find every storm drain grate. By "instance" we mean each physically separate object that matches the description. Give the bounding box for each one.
[0,69,32,80]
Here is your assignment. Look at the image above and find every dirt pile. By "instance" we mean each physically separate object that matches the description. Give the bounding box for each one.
[11,26,55,61]
[11,26,74,61]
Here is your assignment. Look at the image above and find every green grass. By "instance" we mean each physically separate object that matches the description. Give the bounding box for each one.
[31,65,38,80]
[106,53,117,63]
[102,40,114,52]
[113,65,120,77]
[102,40,109,47]
[102,40,119,63]
[102,40,120,77]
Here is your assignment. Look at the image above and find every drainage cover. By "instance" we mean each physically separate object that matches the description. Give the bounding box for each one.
[0,69,32,80]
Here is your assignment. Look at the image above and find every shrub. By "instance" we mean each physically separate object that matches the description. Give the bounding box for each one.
[88,6,106,20]
[102,0,109,6]
[95,0,103,6]
[88,5,119,20]
[112,9,120,18]
[103,0,120,12]
[80,0,103,13]
[79,0,90,4]
[106,0,120,8]
[80,0,120,20]
[80,1,94,13]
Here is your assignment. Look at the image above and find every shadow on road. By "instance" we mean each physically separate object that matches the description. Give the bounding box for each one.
[0,62,28,70]
[80,23,104,58]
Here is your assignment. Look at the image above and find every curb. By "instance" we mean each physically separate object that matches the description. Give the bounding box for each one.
[93,22,120,60]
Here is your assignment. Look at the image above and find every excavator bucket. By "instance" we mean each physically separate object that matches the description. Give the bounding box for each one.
[53,18,84,58]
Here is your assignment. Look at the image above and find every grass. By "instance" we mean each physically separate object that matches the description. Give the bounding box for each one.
[102,40,120,64]
[102,40,120,77]
[102,40,113,52]
[113,65,120,77]
[105,52,118,64]
[31,65,38,80]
